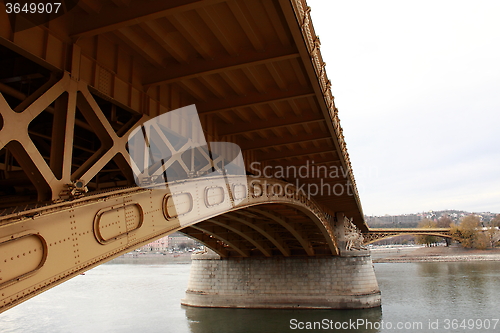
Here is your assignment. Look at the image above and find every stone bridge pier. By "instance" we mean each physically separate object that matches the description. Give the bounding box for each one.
[182,251,381,309]
[182,213,381,310]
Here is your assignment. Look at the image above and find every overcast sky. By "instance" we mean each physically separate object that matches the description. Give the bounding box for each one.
[308,0,500,216]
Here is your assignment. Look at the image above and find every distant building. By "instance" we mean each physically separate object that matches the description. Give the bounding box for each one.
[168,232,199,250]
[139,232,200,252]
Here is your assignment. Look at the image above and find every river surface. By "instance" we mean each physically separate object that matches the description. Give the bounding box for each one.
[1,260,500,333]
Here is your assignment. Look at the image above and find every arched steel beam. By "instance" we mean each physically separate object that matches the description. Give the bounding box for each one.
[180,226,228,257]
[248,207,314,256]
[0,176,340,313]
[223,211,291,257]
[364,232,454,245]
[206,218,273,257]
[190,224,250,257]
[269,204,339,255]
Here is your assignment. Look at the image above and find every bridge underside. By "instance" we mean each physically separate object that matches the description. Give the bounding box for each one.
[0,0,375,312]
[0,0,366,227]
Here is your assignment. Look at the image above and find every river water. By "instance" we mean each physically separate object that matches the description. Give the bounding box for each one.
[1,259,500,333]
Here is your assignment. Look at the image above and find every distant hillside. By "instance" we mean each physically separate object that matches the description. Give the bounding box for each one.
[365,210,499,228]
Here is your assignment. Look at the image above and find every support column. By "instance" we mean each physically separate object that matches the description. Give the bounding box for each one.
[182,252,381,309]
[334,211,347,252]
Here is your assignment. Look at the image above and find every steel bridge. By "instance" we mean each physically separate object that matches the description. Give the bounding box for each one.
[364,228,453,245]
[0,0,396,311]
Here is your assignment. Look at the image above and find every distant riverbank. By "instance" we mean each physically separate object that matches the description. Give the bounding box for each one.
[371,246,500,263]
[108,252,193,265]
[106,247,500,265]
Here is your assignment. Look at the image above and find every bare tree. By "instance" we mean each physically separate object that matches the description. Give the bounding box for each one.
[486,214,500,247]
[437,215,453,246]
[437,215,453,228]
[415,219,439,247]
[490,214,500,228]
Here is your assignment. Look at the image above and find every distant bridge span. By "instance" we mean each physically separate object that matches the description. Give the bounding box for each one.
[364,228,453,244]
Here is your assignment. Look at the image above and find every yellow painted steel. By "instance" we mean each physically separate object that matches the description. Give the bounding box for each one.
[0,177,338,313]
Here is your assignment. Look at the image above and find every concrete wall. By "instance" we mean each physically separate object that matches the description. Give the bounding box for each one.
[182,252,381,309]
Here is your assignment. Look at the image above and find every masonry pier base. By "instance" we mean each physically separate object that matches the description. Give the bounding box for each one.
[181,252,381,309]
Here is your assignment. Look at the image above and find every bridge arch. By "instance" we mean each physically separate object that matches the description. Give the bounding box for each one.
[181,201,339,258]
[364,230,454,245]
[0,176,344,312]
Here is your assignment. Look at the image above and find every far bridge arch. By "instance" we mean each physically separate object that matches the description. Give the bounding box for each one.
[363,228,453,245]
